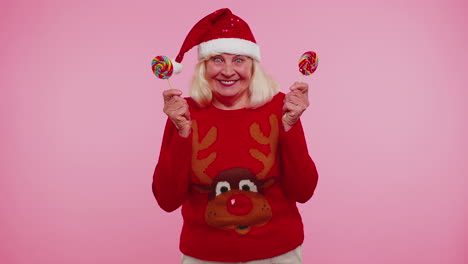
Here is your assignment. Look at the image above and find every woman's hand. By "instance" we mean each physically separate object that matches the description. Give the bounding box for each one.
[163,89,191,138]
[282,82,310,132]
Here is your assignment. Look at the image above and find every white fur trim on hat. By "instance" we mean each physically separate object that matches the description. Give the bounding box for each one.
[172,59,183,74]
[198,38,261,61]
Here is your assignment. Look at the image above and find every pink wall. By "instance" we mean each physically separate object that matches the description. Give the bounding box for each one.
[2,0,467,263]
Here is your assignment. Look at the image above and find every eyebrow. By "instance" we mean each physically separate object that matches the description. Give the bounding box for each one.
[213,55,247,60]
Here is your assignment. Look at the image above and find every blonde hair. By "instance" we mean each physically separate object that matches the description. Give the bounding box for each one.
[190,56,279,108]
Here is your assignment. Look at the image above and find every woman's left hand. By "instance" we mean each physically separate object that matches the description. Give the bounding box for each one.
[282,82,310,131]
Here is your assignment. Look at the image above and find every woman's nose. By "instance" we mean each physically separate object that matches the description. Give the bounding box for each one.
[221,63,235,77]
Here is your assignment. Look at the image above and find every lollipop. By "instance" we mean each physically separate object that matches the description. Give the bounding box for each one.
[152,56,173,79]
[298,51,318,77]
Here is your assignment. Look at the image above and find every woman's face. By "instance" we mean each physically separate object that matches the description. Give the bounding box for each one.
[205,53,253,105]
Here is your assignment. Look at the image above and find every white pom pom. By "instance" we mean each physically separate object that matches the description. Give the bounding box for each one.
[172,59,183,74]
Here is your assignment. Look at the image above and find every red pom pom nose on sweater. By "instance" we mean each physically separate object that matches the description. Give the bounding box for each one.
[226,194,253,216]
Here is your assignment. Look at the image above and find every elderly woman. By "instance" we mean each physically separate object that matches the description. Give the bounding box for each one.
[152,8,318,264]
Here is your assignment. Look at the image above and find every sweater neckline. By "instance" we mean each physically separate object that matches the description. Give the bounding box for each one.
[207,92,282,116]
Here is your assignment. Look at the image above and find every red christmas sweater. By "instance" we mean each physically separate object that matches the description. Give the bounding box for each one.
[152,92,318,262]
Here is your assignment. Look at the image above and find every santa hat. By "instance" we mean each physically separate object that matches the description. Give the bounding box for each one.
[172,8,261,74]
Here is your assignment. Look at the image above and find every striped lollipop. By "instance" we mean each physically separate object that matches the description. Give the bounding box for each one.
[298,51,318,76]
[151,56,173,79]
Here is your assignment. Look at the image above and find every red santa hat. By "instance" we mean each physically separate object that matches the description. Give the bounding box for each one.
[172,8,261,74]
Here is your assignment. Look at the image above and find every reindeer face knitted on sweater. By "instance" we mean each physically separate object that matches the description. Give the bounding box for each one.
[192,115,278,235]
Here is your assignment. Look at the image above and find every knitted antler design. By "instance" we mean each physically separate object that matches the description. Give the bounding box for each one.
[249,114,279,179]
[192,120,217,184]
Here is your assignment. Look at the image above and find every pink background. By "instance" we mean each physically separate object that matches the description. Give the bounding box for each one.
[2,0,467,263]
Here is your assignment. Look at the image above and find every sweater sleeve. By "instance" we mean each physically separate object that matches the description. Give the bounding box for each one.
[152,118,192,212]
[279,119,319,203]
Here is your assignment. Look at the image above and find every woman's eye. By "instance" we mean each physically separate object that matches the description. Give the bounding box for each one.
[213,57,223,63]
[235,58,244,63]
[215,181,231,196]
[239,180,258,192]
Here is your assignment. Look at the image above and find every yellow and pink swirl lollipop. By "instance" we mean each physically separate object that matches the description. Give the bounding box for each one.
[298,51,318,79]
[151,55,176,89]
[152,56,173,79]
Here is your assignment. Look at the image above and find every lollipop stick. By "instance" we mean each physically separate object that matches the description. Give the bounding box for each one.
[167,78,174,90]
[300,75,304,83]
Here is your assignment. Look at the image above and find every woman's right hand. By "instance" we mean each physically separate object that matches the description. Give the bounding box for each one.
[163,89,191,138]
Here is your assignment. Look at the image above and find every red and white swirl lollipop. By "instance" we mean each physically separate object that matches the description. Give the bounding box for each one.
[298,51,318,81]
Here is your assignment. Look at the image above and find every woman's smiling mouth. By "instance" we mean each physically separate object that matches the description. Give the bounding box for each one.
[219,80,238,87]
